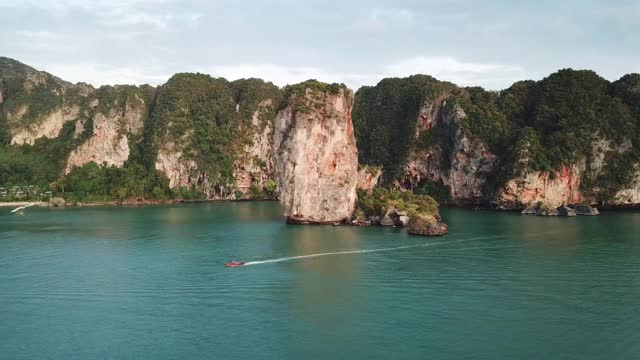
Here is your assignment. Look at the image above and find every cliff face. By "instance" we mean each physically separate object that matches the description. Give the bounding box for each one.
[65,87,150,173]
[3,57,640,213]
[498,165,583,208]
[274,85,358,223]
[11,105,81,145]
[353,71,640,209]
[496,138,640,208]
[232,99,276,196]
[148,75,281,199]
[154,138,200,189]
[402,100,497,204]
[357,166,382,194]
[0,57,87,146]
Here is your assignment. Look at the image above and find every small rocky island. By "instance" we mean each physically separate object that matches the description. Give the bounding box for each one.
[351,188,448,236]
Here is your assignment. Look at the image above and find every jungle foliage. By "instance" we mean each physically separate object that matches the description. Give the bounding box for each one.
[353,69,640,201]
[356,188,439,219]
[149,73,281,191]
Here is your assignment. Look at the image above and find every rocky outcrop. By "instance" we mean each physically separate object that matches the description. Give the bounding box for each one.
[357,166,382,194]
[612,173,640,206]
[403,100,497,205]
[405,105,639,210]
[274,86,358,224]
[154,139,200,189]
[496,137,639,209]
[444,107,498,202]
[353,72,640,211]
[11,105,80,145]
[49,197,66,207]
[380,208,410,227]
[408,215,448,236]
[556,205,577,217]
[521,202,559,216]
[232,100,276,196]
[524,203,600,217]
[499,165,583,209]
[573,204,600,216]
[1,57,84,145]
[65,99,146,173]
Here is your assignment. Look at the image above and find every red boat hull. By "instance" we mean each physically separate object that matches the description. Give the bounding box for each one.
[225,261,245,267]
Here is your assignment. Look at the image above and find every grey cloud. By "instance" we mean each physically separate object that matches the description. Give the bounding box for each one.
[0,0,637,90]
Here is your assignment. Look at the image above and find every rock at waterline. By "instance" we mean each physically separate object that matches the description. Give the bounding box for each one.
[49,197,66,207]
[522,202,558,216]
[398,215,410,227]
[380,208,412,227]
[407,215,448,236]
[573,204,600,216]
[381,214,396,226]
[557,205,577,217]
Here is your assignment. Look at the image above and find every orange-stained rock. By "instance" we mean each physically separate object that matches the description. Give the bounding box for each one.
[274,86,358,224]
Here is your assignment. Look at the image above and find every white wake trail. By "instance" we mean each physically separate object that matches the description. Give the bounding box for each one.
[243,235,506,266]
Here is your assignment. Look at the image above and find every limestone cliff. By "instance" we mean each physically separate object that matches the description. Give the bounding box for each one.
[232,99,276,197]
[0,57,90,145]
[4,57,640,214]
[496,137,639,208]
[148,75,281,199]
[405,103,640,209]
[354,71,640,210]
[402,99,497,205]
[498,165,583,208]
[65,87,150,173]
[154,138,200,189]
[357,166,382,194]
[11,105,81,145]
[274,84,358,223]
[613,173,640,206]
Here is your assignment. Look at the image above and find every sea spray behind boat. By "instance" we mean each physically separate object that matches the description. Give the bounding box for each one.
[241,235,510,266]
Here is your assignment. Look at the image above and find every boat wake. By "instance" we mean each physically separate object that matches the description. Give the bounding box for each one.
[243,235,507,266]
[11,203,37,214]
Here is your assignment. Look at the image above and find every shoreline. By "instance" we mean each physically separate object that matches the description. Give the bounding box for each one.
[0,201,47,208]
[2,199,639,212]
[0,198,278,208]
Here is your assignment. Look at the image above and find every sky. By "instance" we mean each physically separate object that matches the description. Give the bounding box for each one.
[0,0,638,90]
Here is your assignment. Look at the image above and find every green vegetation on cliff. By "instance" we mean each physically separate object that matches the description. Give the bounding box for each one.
[232,78,281,127]
[1,59,285,202]
[0,121,81,188]
[353,75,459,182]
[279,79,347,114]
[0,59,172,201]
[150,74,281,191]
[4,56,639,206]
[353,69,640,202]
[0,57,67,132]
[356,188,439,219]
[93,84,155,116]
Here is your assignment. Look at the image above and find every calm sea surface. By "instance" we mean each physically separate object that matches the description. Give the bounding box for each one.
[1,203,639,359]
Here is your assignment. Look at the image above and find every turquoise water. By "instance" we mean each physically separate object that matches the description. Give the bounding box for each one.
[1,203,639,359]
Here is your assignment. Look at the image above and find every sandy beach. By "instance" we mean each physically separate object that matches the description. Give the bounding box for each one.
[0,202,46,208]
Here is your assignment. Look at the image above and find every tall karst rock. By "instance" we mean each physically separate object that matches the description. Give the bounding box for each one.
[273,82,358,224]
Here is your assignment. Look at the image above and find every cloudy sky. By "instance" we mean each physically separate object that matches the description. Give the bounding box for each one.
[1,0,638,90]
